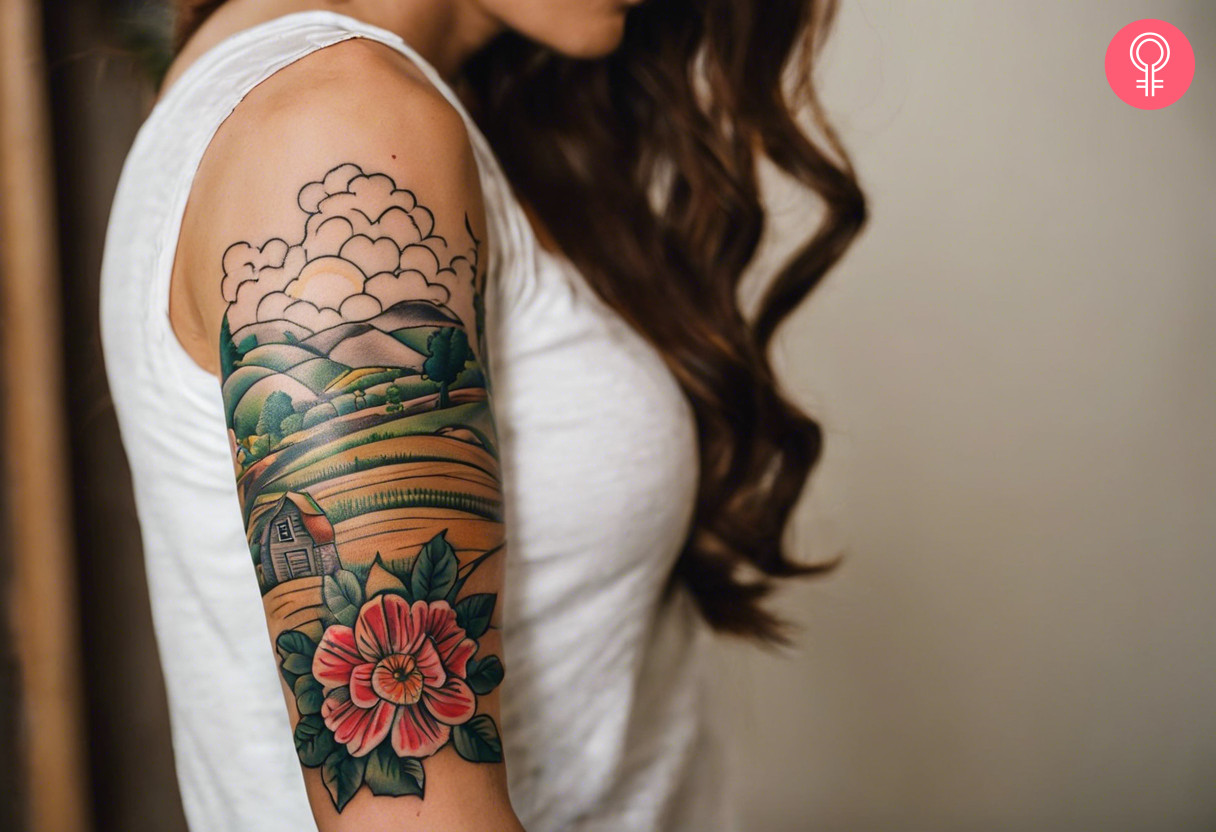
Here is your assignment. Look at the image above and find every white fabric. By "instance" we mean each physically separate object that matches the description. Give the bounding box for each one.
[100,11,737,832]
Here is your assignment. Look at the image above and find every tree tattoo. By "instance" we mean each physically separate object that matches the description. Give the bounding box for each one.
[219,164,504,812]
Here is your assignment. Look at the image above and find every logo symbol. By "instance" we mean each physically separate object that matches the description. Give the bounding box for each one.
[1130,32,1169,97]
[1105,19,1194,110]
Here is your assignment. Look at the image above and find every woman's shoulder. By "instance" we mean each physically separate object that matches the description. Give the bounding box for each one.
[171,33,485,375]
[207,35,470,159]
[162,11,461,127]
[182,33,482,273]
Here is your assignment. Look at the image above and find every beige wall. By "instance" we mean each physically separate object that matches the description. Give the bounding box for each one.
[728,2,1216,830]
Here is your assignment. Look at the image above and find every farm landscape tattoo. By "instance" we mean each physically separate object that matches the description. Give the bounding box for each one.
[220,164,504,812]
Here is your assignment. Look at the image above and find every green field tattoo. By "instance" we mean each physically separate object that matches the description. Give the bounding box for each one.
[219,164,504,812]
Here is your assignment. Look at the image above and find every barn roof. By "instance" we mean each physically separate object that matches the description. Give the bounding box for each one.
[272,491,335,545]
[284,491,325,516]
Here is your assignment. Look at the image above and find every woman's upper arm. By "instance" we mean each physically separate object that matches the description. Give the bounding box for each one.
[179,43,520,831]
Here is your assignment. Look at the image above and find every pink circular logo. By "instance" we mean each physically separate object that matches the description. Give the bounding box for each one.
[1105,19,1195,109]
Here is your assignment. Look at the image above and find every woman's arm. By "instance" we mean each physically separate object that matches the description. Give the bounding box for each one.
[176,41,522,831]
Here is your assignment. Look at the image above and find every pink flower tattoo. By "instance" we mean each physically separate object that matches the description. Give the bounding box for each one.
[314,594,479,758]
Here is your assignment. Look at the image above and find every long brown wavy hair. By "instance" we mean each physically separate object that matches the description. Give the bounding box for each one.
[173,0,867,642]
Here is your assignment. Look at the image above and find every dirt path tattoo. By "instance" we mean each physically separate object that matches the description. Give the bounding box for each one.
[219,164,504,812]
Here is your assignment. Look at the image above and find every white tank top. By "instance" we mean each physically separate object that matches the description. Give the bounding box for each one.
[100,11,737,832]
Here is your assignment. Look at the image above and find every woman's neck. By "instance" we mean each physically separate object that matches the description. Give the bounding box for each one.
[184,0,504,82]
[336,0,503,80]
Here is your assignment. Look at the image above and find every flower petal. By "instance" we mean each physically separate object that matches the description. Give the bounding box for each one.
[355,594,416,660]
[349,662,379,709]
[418,600,469,661]
[422,676,476,726]
[391,703,451,758]
[312,625,361,690]
[321,687,394,757]
[444,637,477,679]
[413,637,446,687]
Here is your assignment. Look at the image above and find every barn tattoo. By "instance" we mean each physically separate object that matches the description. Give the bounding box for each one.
[220,164,504,812]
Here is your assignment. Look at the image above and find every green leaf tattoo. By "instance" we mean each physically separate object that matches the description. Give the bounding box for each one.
[322,749,368,812]
[276,630,317,658]
[454,593,495,640]
[452,715,504,764]
[323,570,364,627]
[294,714,337,768]
[465,655,505,696]
[365,746,426,798]
[410,531,459,602]
[293,675,324,715]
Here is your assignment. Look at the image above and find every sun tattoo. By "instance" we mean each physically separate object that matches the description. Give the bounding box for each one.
[219,163,505,812]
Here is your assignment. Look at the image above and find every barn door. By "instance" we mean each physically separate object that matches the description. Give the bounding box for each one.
[284,549,311,579]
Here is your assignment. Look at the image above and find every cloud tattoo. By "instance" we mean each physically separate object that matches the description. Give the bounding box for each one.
[221,164,478,337]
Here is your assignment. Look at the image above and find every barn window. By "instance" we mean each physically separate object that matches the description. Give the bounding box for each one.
[276,520,294,542]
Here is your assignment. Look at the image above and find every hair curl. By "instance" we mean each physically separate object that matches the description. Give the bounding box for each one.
[173,0,867,641]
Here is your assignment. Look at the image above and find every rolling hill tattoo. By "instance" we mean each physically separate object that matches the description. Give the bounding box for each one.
[219,164,504,811]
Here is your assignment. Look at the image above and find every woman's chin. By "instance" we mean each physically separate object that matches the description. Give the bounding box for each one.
[551,16,628,59]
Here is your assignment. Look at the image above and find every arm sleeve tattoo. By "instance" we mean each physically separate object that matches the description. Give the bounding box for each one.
[219,163,504,812]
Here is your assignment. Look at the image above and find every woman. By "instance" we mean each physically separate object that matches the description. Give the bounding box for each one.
[99,0,865,829]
